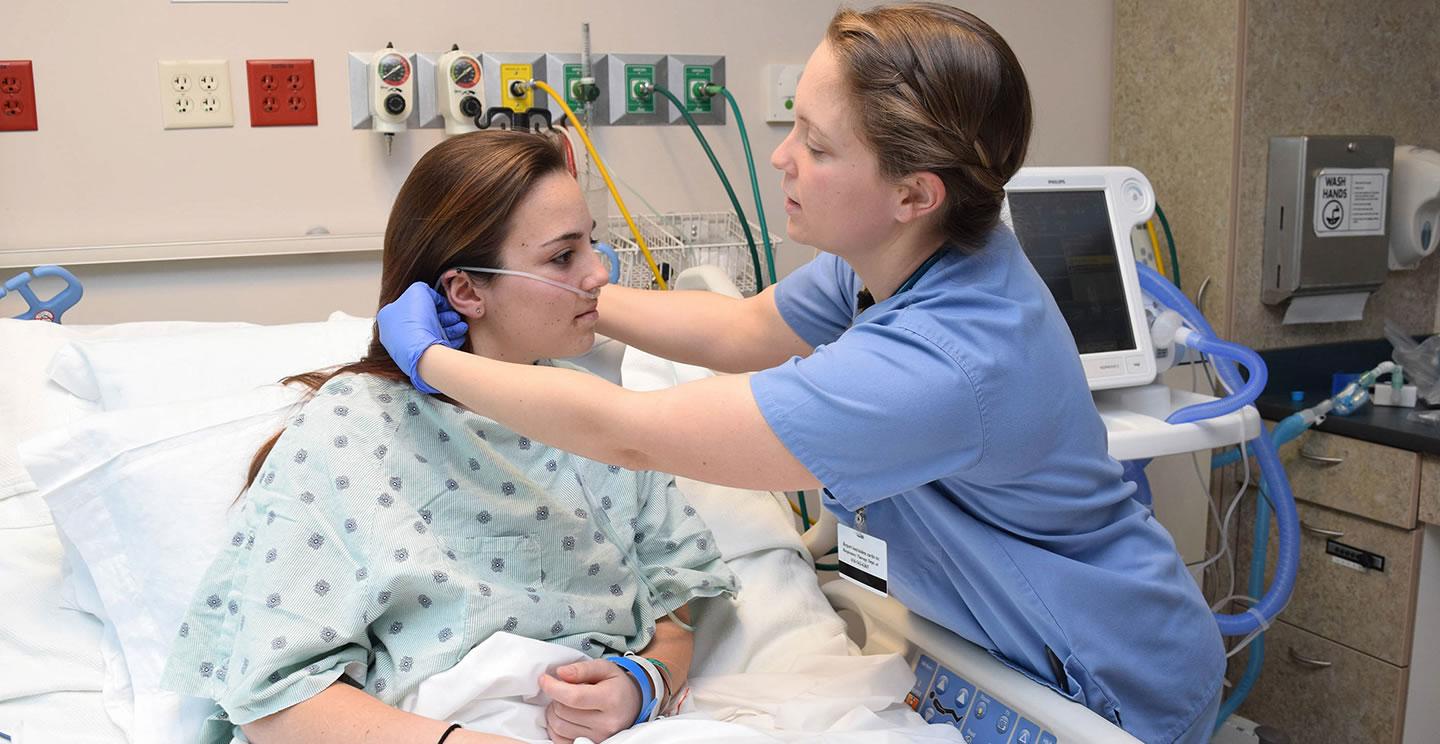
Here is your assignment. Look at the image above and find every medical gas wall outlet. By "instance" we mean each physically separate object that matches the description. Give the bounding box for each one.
[158,60,234,130]
[665,55,725,126]
[370,44,414,153]
[477,52,546,130]
[434,46,483,135]
[544,52,605,125]
[594,53,667,126]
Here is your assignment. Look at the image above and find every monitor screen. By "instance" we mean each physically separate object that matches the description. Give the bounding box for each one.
[1007,189,1137,354]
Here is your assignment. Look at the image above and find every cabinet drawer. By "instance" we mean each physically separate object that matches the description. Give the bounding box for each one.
[1271,425,1418,529]
[1236,620,1408,744]
[1236,500,1421,666]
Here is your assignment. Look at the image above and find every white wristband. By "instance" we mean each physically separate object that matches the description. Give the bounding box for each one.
[628,655,667,722]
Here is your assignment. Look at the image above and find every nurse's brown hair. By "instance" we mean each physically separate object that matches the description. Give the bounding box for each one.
[827,2,1033,251]
[243,130,569,489]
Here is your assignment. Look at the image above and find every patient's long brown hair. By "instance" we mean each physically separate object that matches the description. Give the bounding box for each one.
[244,130,569,489]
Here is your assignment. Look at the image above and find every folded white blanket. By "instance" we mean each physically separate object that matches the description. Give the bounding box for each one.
[386,630,961,744]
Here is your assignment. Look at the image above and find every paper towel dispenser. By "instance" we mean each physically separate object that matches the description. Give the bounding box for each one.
[1389,145,1440,270]
[1261,135,1393,320]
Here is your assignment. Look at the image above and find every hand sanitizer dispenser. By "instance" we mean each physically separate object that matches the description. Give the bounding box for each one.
[1388,145,1440,270]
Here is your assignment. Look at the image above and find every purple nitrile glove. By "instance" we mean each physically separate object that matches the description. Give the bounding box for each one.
[376,282,469,394]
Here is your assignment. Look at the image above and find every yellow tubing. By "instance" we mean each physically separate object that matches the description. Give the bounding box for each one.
[529,79,668,290]
[1145,218,1165,279]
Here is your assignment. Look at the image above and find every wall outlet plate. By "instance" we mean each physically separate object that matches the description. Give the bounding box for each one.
[665,54,725,126]
[0,60,39,132]
[594,53,667,126]
[544,52,605,125]
[479,52,546,117]
[246,59,317,126]
[765,64,803,123]
[158,59,234,129]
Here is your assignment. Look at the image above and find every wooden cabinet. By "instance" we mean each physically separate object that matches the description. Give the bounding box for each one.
[1239,620,1409,744]
[1230,429,1436,743]
[1275,428,1419,529]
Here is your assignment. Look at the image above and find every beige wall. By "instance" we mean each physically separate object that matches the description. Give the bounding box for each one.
[0,0,1115,325]
[1231,0,1440,349]
[1115,0,1440,348]
[1112,0,1242,334]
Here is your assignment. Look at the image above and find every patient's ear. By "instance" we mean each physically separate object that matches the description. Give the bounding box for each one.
[441,273,486,319]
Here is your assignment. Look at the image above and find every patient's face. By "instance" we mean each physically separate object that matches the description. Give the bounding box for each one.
[465,171,608,363]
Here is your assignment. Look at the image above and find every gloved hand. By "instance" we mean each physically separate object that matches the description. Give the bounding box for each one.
[376,282,469,394]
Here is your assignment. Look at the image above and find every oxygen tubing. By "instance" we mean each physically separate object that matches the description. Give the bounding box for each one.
[1137,264,1242,391]
[649,85,766,291]
[1137,261,1297,636]
[1211,412,1308,470]
[528,79,670,289]
[1165,332,1265,425]
[714,86,778,285]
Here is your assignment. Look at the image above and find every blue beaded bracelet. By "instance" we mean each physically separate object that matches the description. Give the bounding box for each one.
[607,656,658,726]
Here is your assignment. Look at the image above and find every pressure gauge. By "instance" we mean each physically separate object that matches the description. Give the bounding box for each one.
[371,45,414,138]
[437,47,483,136]
[450,57,479,88]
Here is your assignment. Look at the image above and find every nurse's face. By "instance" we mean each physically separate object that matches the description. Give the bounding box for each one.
[449,172,609,364]
[770,40,901,257]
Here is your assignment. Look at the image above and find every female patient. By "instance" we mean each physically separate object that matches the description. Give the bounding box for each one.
[162,130,737,744]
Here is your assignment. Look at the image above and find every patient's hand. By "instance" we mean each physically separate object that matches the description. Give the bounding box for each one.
[539,660,641,744]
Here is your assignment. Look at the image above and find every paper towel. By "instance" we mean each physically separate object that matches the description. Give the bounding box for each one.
[1282,292,1370,324]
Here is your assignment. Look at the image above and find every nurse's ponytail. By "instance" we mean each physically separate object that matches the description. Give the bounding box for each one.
[827,3,1032,251]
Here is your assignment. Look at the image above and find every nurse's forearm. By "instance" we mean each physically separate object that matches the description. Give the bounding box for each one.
[597,285,746,370]
[418,346,647,469]
[240,681,522,743]
[597,285,807,374]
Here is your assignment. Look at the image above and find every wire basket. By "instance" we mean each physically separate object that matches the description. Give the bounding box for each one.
[605,211,781,295]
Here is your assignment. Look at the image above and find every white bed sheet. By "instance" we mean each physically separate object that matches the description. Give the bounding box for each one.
[3,312,950,743]
[0,521,127,744]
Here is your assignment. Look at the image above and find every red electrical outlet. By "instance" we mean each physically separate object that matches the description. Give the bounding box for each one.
[246,59,317,126]
[0,60,38,132]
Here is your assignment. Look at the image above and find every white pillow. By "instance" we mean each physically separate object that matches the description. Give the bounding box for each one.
[0,317,252,505]
[20,384,307,743]
[46,317,374,411]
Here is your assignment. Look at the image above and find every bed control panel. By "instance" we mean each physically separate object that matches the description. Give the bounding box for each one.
[821,580,1139,744]
[907,654,1056,744]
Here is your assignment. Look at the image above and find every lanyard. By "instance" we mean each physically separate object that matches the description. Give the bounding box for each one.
[849,246,947,532]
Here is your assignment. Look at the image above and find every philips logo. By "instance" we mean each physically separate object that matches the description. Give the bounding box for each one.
[1046,179,1067,185]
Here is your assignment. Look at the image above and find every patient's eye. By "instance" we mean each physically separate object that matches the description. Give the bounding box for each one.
[551,249,574,266]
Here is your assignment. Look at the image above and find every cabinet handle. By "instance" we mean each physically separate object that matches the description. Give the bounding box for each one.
[1300,521,1345,538]
[1288,648,1333,669]
[1298,447,1344,465]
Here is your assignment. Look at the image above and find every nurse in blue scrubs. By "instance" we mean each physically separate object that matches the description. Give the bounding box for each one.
[376,4,1224,742]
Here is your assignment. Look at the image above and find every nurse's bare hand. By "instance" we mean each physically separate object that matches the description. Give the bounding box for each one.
[539,660,640,744]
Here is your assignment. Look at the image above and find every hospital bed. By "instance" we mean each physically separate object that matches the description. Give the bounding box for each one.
[0,266,1133,744]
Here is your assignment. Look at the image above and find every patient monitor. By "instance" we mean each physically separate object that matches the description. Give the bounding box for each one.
[1002,167,1158,390]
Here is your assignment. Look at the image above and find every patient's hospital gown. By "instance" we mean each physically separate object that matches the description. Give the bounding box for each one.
[161,370,737,741]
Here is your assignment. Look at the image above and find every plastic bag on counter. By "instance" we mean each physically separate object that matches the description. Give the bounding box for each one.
[1387,319,1440,403]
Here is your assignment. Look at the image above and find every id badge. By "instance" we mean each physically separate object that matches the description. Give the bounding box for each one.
[837,523,889,596]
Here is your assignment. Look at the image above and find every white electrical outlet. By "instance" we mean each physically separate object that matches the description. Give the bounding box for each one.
[158,60,234,129]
